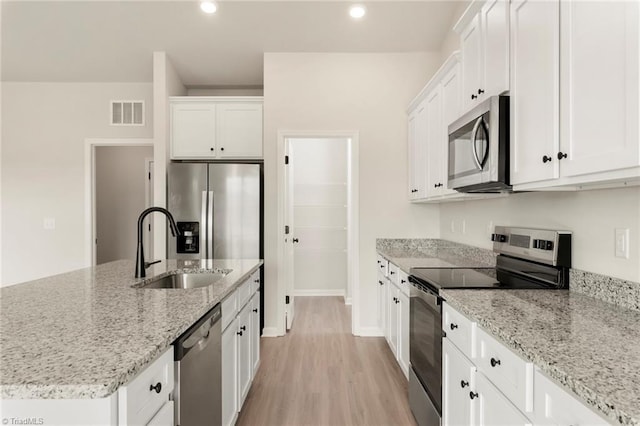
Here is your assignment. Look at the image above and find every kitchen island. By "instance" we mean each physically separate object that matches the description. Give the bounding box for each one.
[0,258,262,404]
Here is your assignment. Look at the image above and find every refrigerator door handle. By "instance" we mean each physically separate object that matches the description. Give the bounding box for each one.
[201,190,208,260]
[208,190,214,259]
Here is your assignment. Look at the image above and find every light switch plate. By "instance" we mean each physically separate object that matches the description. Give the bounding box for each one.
[615,228,629,259]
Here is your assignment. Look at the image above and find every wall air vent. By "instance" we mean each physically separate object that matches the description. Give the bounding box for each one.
[111,100,144,126]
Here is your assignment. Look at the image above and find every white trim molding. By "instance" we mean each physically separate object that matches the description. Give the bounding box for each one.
[293,289,346,297]
[84,138,154,267]
[260,327,283,338]
[353,327,384,337]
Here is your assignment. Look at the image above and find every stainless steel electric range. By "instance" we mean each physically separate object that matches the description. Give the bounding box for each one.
[407,226,571,426]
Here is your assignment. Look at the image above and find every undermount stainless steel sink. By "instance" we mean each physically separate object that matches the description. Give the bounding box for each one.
[137,271,230,289]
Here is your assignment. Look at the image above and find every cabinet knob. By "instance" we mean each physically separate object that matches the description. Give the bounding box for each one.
[471,94,477,100]
[379,280,384,286]
[253,308,258,313]
[450,323,458,330]
[241,325,246,331]
[557,151,567,160]
[469,391,479,400]
[254,279,260,283]
[149,382,162,394]
[292,238,299,243]
[478,88,485,95]
[380,265,385,269]
[490,357,501,367]
[390,271,395,275]
[395,299,400,304]
[542,155,552,163]
[401,279,406,284]
[460,380,469,388]
[237,330,243,336]
[220,147,224,151]
[210,147,214,151]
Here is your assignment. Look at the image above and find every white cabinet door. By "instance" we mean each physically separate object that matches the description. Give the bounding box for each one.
[147,401,174,426]
[510,0,560,185]
[384,277,392,345]
[559,0,640,178]
[408,101,428,200]
[216,102,263,158]
[425,86,444,198]
[171,103,217,159]
[481,0,510,99]
[440,62,462,197]
[398,291,410,378]
[377,272,387,332]
[237,304,252,406]
[476,373,532,426]
[222,318,238,426]
[250,292,261,377]
[443,339,476,426]
[461,14,483,111]
[388,284,399,357]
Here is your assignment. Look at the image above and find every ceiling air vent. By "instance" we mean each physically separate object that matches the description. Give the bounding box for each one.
[111,100,144,126]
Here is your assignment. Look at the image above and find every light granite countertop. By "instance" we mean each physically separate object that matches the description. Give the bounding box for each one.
[441,289,640,426]
[0,258,262,400]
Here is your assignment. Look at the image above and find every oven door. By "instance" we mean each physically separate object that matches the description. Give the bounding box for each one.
[409,280,443,417]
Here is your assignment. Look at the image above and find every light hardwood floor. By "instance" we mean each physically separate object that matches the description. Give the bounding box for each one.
[236,296,417,426]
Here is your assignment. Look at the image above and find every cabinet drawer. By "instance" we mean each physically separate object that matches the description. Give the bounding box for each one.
[237,279,252,310]
[533,369,609,425]
[388,262,400,284]
[443,302,476,358]
[398,270,410,297]
[118,347,174,426]
[377,255,388,277]
[476,326,533,414]
[221,290,238,331]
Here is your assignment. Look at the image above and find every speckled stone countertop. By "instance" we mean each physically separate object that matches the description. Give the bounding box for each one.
[441,289,640,426]
[376,238,496,273]
[0,258,262,400]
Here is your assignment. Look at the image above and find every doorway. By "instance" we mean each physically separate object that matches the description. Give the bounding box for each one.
[85,139,153,266]
[278,132,359,335]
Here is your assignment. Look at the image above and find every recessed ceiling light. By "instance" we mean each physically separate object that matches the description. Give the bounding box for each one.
[200,1,217,14]
[349,4,366,19]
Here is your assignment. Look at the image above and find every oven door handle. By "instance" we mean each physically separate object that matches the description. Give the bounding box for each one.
[409,276,441,309]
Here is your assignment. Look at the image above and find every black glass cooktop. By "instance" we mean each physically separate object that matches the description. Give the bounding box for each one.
[410,268,499,290]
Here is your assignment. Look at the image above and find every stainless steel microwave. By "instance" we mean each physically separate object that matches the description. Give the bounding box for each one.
[447,96,511,192]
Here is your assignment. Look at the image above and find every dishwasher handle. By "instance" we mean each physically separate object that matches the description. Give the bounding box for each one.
[175,305,221,360]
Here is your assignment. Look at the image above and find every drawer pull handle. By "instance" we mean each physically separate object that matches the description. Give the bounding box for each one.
[149,382,162,394]
[253,308,258,313]
[490,358,501,367]
[460,380,469,388]
[469,391,479,400]
[450,323,458,330]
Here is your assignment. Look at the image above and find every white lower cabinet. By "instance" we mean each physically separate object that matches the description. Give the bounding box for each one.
[442,302,611,426]
[388,283,399,357]
[147,401,174,426]
[221,270,261,426]
[398,289,410,378]
[378,259,409,378]
[222,317,239,426]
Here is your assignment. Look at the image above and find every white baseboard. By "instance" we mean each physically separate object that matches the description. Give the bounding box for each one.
[344,296,352,305]
[353,326,384,337]
[293,289,345,297]
[261,327,282,337]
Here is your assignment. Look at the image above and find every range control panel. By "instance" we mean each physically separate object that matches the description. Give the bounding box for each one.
[492,226,571,267]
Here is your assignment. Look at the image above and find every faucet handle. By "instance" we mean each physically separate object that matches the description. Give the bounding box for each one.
[144,259,162,269]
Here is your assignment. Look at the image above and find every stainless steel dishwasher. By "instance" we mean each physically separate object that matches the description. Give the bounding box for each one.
[174,304,222,426]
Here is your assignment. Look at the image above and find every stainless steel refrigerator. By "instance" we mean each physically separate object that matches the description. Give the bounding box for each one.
[167,162,262,261]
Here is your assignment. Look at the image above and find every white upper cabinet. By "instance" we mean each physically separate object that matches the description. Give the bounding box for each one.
[558,0,640,179]
[457,0,510,112]
[510,0,560,186]
[170,97,263,160]
[171,102,217,159]
[216,102,263,158]
[408,101,428,200]
[425,86,444,198]
[511,0,640,189]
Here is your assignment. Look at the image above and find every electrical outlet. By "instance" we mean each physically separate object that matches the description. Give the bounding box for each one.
[615,228,629,259]
[43,218,56,230]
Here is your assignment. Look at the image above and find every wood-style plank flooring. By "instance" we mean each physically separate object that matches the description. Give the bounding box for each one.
[237,296,417,426]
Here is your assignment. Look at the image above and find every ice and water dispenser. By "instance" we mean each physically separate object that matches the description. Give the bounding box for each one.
[176,222,199,254]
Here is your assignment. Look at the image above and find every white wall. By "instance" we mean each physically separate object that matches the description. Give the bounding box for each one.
[263,52,442,335]
[440,188,640,282]
[439,1,470,62]
[95,146,153,264]
[152,52,186,259]
[1,82,153,286]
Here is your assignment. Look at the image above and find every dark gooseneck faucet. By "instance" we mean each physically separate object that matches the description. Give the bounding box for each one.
[135,207,180,278]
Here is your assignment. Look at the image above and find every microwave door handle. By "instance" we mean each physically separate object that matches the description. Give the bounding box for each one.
[471,117,484,171]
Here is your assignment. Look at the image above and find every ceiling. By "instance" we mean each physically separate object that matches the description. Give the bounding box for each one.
[1,1,461,86]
